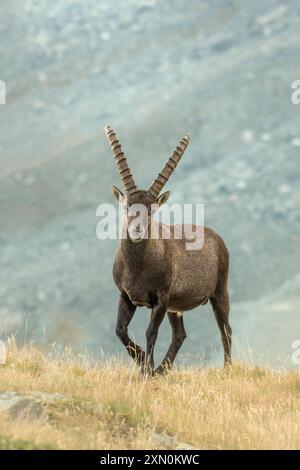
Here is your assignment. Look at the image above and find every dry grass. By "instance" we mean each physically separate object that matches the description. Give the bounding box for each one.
[0,339,299,450]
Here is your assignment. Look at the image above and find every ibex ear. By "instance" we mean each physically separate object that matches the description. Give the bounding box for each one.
[112,185,124,203]
[156,191,170,207]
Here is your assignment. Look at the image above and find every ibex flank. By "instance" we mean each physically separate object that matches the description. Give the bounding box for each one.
[105,126,232,376]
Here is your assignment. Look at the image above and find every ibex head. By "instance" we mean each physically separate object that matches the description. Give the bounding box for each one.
[105,126,189,243]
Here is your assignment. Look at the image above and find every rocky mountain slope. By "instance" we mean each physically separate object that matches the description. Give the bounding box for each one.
[0,0,299,367]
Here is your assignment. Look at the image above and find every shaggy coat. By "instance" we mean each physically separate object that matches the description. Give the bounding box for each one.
[105,127,232,375]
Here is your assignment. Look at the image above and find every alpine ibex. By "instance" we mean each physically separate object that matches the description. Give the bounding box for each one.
[105,126,232,375]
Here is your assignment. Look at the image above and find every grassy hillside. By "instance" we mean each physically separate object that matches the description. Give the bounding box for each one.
[0,340,299,450]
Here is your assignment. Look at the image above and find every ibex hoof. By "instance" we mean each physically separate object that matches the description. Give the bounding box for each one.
[139,365,154,379]
[154,364,171,376]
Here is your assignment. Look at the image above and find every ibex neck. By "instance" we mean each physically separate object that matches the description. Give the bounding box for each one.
[121,236,164,259]
[120,223,165,263]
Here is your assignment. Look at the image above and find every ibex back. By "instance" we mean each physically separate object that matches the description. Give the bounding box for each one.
[105,126,232,375]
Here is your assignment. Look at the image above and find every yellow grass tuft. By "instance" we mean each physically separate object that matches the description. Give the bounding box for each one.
[0,338,299,450]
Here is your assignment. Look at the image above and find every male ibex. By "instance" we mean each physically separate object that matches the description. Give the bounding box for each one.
[105,126,232,375]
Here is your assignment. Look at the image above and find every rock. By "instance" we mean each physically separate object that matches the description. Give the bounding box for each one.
[60,241,71,251]
[24,175,36,186]
[8,399,45,421]
[241,129,254,144]
[0,392,46,421]
[100,32,111,41]
[256,5,287,26]
[278,184,291,194]
[175,442,194,450]
[37,72,47,83]
[36,291,46,301]
[31,100,45,111]
[150,432,193,450]
[0,391,65,421]
[263,26,272,38]
[261,133,271,142]
[291,138,300,147]
[236,180,247,190]
[151,432,177,448]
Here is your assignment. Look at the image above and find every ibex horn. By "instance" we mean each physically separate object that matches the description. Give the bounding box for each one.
[148,134,189,198]
[105,126,138,195]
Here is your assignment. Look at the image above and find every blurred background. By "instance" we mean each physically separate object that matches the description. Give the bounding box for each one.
[0,0,299,368]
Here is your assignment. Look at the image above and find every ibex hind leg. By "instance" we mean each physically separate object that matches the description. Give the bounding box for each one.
[210,286,232,367]
[155,312,187,375]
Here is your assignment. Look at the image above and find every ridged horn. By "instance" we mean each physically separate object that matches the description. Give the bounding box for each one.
[148,134,189,198]
[105,126,137,195]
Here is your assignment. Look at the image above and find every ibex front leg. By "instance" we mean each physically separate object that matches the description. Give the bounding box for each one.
[116,294,145,366]
[142,296,168,377]
[155,312,186,375]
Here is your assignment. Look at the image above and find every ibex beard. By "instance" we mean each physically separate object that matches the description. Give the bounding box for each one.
[105,126,232,376]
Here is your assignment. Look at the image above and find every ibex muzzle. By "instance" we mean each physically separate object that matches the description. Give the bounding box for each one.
[105,126,232,376]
